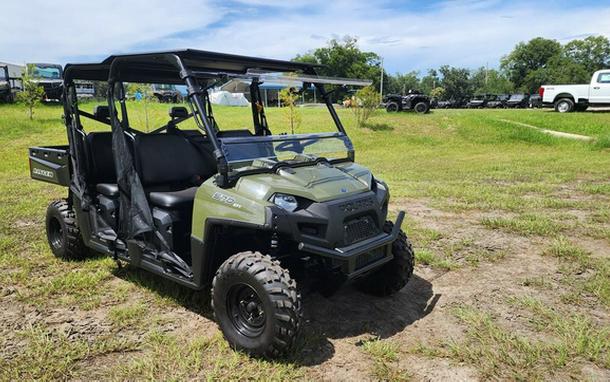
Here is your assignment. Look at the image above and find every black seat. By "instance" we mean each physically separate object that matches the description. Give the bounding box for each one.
[149,187,198,209]
[86,132,116,196]
[169,106,189,119]
[93,105,110,121]
[135,134,211,209]
[96,183,119,197]
[217,129,253,138]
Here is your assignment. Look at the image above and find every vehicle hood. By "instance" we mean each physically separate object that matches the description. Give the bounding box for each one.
[233,162,372,203]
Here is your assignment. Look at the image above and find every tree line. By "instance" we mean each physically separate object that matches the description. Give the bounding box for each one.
[294,35,610,101]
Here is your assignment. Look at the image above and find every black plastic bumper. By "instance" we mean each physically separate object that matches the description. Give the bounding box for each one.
[298,211,405,278]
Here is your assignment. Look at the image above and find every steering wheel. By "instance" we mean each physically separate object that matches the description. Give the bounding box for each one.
[275,138,319,153]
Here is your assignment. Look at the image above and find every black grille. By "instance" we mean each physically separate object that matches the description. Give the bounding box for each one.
[355,248,386,270]
[344,216,379,245]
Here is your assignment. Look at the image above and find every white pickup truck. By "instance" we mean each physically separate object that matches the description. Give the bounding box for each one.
[540,69,610,112]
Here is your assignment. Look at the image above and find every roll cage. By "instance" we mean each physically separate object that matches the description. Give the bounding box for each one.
[62,50,367,187]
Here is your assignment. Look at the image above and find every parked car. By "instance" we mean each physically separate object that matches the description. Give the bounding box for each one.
[383,90,431,113]
[0,65,12,102]
[27,63,64,101]
[487,94,510,108]
[528,94,542,108]
[0,64,22,102]
[436,99,454,109]
[505,93,530,108]
[467,94,493,108]
[540,69,610,112]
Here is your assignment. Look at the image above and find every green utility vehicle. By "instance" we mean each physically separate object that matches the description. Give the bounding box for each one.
[29,50,414,357]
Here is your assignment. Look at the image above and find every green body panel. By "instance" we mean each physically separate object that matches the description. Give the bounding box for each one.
[191,161,374,242]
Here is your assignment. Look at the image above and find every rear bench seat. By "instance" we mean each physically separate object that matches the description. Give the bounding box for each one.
[134,133,214,210]
[87,131,118,196]
[86,105,215,210]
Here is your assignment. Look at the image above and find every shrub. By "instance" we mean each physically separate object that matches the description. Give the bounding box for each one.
[16,65,45,120]
[279,87,302,134]
[351,86,379,128]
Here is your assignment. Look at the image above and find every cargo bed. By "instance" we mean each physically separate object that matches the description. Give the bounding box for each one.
[29,146,70,186]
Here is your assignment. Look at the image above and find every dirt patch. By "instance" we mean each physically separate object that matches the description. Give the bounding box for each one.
[2,196,608,380]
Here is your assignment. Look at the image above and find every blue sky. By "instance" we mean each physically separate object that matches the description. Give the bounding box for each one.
[1,0,609,75]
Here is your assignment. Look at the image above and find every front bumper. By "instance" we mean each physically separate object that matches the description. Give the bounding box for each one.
[298,211,404,279]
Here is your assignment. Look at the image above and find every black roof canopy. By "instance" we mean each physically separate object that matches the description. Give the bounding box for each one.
[64,49,320,84]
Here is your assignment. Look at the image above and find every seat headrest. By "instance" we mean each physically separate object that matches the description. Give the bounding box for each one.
[169,106,189,119]
[93,105,110,120]
[217,129,253,138]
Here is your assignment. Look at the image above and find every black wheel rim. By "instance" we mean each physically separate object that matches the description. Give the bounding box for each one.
[227,284,266,338]
[48,217,63,250]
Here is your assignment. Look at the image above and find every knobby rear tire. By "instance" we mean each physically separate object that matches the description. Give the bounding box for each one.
[45,199,86,260]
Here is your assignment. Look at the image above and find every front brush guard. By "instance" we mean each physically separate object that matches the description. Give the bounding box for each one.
[298,211,405,278]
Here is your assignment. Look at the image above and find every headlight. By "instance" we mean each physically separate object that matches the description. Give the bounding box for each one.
[271,193,298,212]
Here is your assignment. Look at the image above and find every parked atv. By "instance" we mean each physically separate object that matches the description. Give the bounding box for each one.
[486,94,509,108]
[505,93,530,108]
[29,50,414,358]
[528,94,542,108]
[383,90,430,113]
[0,65,12,102]
[436,99,452,109]
[152,83,182,103]
[466,94,495,108]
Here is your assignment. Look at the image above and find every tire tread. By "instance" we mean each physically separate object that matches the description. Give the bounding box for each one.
[211,251,302,357]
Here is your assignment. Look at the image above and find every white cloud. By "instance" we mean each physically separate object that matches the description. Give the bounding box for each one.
[1,0,609,74]
[0,0,224,64]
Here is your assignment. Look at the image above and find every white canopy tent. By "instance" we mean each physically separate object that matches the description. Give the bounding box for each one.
[208,90,250,106]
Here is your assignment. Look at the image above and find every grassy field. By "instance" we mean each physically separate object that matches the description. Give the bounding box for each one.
[0,101,609,381]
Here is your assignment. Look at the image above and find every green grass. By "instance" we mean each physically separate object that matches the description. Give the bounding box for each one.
[481,213,567,236]
[445,302,609,380]
[1,101,609,379]
[107,302,149,327]
[489,108,610,139]
[359,337,410,381]
[543,237,610,307]
[0,325,138,381]
[111,331,304,381]
[415,249,458,270]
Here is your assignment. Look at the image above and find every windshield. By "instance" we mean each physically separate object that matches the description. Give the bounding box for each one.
[510,94,524,100]
[0,68,6,80]
[31,65,62,80]
[220,133,353,175]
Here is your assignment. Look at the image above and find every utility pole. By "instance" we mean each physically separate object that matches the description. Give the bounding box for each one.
[485,62,489,87]
[379,57,384,101]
